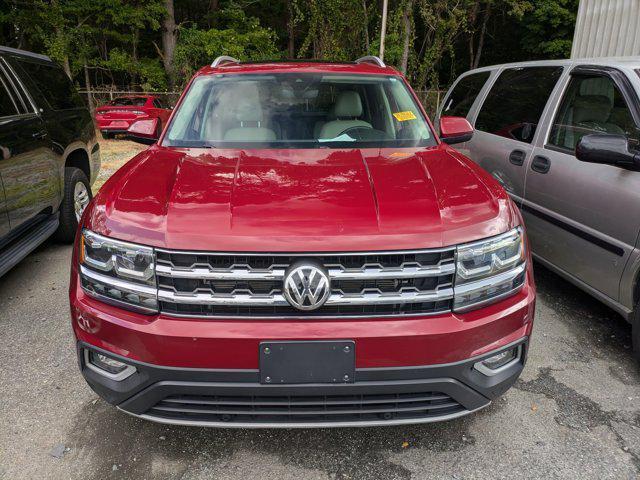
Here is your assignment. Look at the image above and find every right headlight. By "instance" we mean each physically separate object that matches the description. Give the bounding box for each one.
[79,230,158,313]
[453,227,526,311]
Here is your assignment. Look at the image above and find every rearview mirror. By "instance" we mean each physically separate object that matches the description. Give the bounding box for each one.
[439,116,474,145]
[126,118,159,145]
[575,134,640,170]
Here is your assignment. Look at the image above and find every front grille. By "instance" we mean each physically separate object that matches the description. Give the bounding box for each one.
[156,249,455,317]
[146,391,465,425]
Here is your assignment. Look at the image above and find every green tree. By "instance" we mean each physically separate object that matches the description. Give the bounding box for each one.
[172,8,279,83]
[520,0,578,58]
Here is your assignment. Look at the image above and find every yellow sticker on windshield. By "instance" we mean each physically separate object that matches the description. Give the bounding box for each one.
[393,111,417,121]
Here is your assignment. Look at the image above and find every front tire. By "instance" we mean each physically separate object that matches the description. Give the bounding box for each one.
[54,167,92,242]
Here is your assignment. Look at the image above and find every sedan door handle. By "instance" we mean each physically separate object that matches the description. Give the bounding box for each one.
[509,149,526,166]
[531,155,551,174]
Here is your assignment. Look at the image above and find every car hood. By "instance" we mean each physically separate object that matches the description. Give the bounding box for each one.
[86,144,518,251]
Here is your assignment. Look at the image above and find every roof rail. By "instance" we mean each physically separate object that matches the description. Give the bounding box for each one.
[355,55,386,68]
[211,55,240,68]
[0,46,51,62]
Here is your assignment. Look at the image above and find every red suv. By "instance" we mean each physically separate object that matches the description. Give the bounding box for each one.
[69,56,535,428]
[95,95,171,139]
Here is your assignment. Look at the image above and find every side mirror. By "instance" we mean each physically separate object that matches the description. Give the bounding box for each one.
[439,116,474,145]
[576,134,640,170]
[126,118,159,145]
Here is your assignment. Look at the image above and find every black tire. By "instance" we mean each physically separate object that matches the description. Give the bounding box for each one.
[101,131,113,140]
[54,167,92,243]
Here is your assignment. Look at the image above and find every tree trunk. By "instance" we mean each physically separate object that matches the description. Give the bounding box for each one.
[379,0,388,60]
[162,0,177,88]
[62,56,71,78]
[208,0,219,27]
[362,0,370,52]
[287,0,295,58]
[131,28,139,89]
[472,5,491,69]
[83,62,94,113]
[468,2,479,69]
[400,0,412,74]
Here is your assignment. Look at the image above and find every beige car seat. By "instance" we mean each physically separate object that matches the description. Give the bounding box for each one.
[223,101,277,142]
[318,91,371,139]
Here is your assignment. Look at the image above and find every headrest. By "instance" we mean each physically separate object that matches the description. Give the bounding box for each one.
[334,91,363,118]
[573,95,612,124]
[235,101,263,123]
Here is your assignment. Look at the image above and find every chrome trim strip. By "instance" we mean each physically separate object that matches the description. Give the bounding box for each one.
[454,262,526,295]
[159,309,450,320]
[329,263,455,279]
[473,345,523,377]
[155,246,456,256]
[84,349,137,381]
[80,265,157,296]
[157,287,453,306]
[156,264,286,280]
[155,262,455,280]
[119,404,486,429]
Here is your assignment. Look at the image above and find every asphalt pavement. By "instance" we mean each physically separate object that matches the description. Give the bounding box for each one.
[1,241,639,479]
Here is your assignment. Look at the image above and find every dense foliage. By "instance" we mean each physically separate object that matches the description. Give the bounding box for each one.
[0,0,579,92]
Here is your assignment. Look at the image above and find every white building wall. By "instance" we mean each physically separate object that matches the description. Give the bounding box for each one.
[571,0,640,58]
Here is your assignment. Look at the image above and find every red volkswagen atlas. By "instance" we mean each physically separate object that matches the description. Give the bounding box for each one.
[69,56,535,427]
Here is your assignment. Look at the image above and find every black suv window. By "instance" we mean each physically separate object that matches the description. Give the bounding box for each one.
[548,74,640,151]
[475,66,563,143]
[0,74,18,117]
[442,71,490,118]
[12,58,84,110]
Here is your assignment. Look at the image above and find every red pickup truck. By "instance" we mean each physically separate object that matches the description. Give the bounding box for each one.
[69,56,535,428]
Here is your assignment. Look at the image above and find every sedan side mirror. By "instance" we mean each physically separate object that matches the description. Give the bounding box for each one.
[575,134,640,170]
[126,118,159,145]
[439,116,474,145]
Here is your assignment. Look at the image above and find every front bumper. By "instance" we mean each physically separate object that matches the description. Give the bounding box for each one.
[70,269,535,427]
[78,337,528,428]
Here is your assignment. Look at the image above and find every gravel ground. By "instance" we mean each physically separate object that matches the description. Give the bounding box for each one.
[0,141,639,479]
[1,246,638,480]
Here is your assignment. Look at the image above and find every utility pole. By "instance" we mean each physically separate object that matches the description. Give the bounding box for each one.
[379,0,388,60]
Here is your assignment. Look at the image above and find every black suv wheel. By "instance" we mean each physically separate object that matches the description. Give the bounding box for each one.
[54,167,92,242]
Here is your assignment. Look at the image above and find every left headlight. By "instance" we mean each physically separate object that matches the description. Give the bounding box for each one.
[453,227,526,311]
[79,230,158,313]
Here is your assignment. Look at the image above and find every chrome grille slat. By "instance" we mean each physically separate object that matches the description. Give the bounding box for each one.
[156,248,455,317]
[156,263,454,280]
[158,287,454,306]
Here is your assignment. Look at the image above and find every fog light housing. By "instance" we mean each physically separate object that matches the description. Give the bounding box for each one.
[473,345,522,376]
[85,350,136,381]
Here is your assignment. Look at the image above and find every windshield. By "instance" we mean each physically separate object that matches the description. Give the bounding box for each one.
[163,73,436,149]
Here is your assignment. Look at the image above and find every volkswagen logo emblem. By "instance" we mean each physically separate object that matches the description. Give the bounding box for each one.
[283,262,331,311]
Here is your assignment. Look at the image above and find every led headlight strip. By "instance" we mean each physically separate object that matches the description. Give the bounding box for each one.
[453,227,526,312]
[79,230,158,313]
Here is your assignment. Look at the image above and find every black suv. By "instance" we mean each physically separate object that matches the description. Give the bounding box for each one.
[0,47,99,276]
